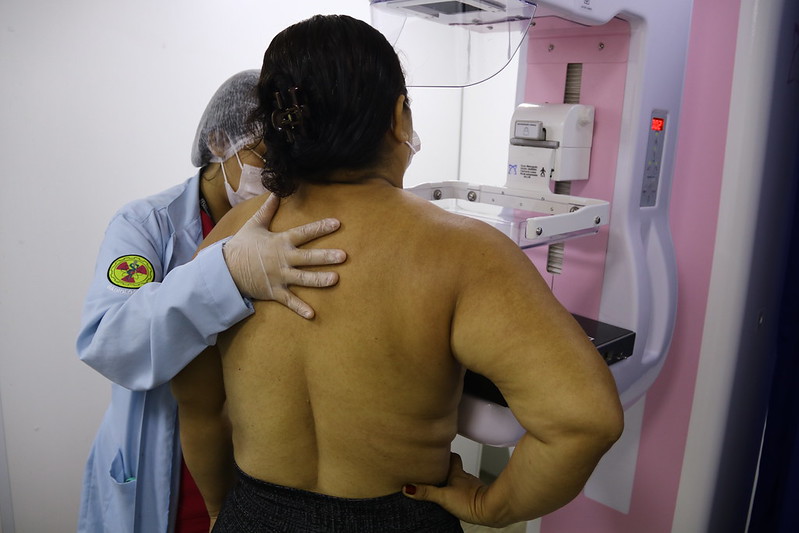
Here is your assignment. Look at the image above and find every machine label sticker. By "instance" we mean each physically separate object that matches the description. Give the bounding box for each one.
[107,255,155,289]
[520,164,538,179]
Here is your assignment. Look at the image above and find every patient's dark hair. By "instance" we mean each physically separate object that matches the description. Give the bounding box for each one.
[253,14,408,197]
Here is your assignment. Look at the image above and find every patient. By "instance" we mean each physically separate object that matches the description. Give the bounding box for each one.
[171,14,623,532]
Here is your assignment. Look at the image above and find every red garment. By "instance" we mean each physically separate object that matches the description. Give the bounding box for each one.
[200,206,215,239]
[175,205,216,533]
[175,458,210,533]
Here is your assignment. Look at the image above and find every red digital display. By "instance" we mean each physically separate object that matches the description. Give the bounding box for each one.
[651,117,665,132]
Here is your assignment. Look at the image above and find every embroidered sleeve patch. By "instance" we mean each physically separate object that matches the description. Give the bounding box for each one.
[107,255,155,289]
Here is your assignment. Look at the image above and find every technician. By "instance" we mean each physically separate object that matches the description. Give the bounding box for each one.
[76,70,346,533]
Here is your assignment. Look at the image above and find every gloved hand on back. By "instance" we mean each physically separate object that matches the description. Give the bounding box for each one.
[223,194,346,319]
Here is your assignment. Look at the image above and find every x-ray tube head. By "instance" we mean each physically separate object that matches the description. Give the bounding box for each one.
[370,0,537,88]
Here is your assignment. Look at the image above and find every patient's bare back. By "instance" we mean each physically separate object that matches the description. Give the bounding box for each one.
[216,182,474,498]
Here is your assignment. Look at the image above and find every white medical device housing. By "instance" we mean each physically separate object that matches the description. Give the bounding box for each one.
[371,0,536,26]
[507,103,595,186]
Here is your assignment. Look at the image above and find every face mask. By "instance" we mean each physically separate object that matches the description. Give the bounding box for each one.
[221,150,268,206]
[405,130,421,168]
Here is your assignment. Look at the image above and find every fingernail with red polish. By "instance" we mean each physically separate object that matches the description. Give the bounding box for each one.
[403,484,417,495]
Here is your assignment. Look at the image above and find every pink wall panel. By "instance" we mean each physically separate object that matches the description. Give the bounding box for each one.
[523,17,629,320]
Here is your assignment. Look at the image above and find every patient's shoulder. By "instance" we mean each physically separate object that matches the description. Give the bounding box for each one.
[196,194,266,254]
[398,193,535,288]
[218,195,264,232]
[410,194,521,256]
[399,190,507,239]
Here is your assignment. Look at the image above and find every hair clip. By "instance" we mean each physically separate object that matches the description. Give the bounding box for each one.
[271,87,308,144]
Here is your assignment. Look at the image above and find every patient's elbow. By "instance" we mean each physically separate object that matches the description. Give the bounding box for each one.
[599,409,625,451]
[547,391,624,458]
[583,399,625,454]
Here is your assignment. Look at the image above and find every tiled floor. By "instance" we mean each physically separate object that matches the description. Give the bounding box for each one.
[461,521,527,533]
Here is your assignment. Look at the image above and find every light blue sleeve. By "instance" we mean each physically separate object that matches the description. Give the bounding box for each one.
[77,211,253,391]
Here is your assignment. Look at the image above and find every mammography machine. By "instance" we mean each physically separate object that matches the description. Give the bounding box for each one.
[391,4,799,531]
[368,2,706,525]
[370,0,693,449]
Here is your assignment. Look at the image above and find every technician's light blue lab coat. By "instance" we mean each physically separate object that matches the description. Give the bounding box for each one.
[76,174,253,533]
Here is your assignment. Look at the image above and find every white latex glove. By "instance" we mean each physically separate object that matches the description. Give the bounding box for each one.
[223,194,346,319]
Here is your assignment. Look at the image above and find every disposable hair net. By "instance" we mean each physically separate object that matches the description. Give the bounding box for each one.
[191,69,263,167]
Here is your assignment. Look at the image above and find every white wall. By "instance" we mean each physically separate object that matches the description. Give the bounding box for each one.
[0,1,467,531]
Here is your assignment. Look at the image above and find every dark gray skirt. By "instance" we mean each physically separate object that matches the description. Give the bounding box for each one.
[212,466,463,532]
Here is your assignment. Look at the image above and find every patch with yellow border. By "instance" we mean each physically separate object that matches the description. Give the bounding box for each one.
[107,255,155,289]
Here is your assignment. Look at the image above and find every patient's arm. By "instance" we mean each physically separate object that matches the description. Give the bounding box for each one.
[171,346,233,521]
[171,207,254,519]
[406,220,624,526]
